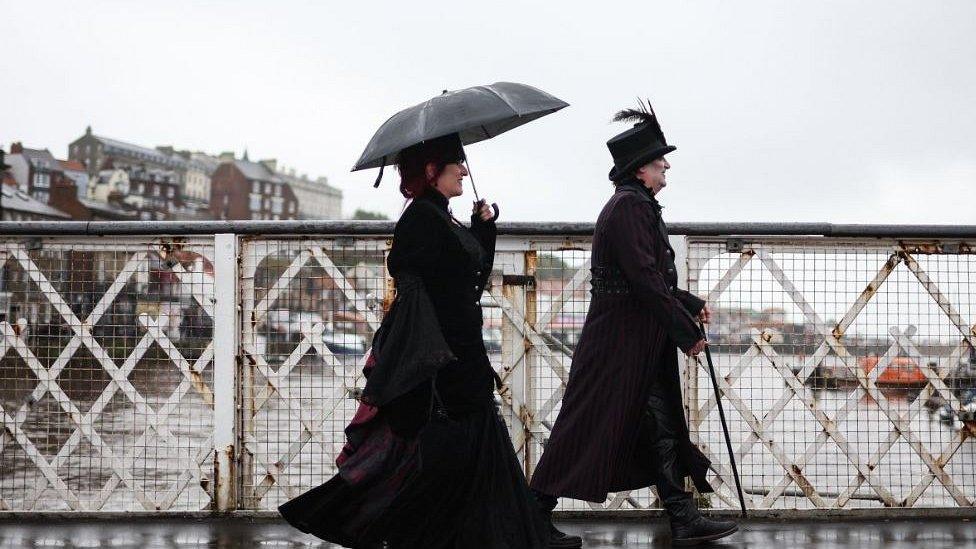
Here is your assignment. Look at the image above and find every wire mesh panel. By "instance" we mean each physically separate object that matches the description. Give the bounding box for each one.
[238,236,388,510]
[0,237,215,511]
[688,237,976,510]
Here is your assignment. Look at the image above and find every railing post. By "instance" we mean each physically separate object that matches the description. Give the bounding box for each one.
[213,233,240,511]
[671,234,701,502]
[670,235,696,421]
[522,250,538,478]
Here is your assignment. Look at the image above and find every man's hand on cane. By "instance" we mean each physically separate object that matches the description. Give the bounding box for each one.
[686,339,706,357]
[685,303,710,356]
[697,304,711,324]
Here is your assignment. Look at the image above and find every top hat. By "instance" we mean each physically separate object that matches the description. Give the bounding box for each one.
[607,100,675,181]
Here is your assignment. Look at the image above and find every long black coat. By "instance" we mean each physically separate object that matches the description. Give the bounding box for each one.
[530,180,712,503]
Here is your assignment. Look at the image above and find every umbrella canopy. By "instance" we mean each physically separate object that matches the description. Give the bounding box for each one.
[352,81,568,172]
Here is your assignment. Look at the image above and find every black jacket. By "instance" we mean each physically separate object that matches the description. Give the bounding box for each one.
[373,190,498,431]
[387,190,496,348]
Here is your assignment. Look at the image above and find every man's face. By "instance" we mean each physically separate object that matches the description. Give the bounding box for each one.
[635,157,670,195]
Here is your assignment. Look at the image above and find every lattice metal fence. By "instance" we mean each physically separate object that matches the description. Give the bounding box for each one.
[1,225,973,514]
[687,237,976,510]
[0,237,215,511]
[237,236,387,510]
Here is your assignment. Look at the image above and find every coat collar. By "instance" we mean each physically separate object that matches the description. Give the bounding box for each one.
[417,188,450,212]
[616,179,663,214]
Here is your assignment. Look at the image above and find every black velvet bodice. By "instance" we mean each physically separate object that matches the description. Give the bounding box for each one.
[386,190,497,407]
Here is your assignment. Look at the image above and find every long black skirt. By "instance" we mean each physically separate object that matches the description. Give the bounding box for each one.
[278,401,548,548]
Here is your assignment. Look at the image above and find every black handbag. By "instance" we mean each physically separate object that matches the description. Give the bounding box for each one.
[418,377,471,477]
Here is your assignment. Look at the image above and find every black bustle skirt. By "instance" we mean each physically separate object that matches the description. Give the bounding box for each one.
[278,399,549,548]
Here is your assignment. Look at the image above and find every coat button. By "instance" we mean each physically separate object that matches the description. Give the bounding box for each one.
[669,285,675,291]
[667,267,674,273]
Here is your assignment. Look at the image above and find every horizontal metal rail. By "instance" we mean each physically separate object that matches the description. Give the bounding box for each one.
[0,220,975,238]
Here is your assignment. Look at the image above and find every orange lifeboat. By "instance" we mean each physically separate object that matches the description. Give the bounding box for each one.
[859,356,928,387]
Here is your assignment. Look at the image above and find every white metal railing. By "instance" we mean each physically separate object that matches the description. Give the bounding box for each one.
[0,224,973,514]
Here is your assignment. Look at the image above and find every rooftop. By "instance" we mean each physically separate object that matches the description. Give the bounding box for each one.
[0,186,71,219]
[91,134,187,168]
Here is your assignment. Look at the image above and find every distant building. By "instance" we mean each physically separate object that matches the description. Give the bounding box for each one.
[209,156,299,220]
[6,143,61,203]
[125,165,183,220]
[156,146,220,212]
[49,174,135,221]
[1,183,71,221]
[87,165,183,220]
[69,126,187,180]
[184,152,219,211]
[58,159,89,198]
[273,165,343,219]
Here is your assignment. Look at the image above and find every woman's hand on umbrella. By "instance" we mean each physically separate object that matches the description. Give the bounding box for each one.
[473,199,496,222]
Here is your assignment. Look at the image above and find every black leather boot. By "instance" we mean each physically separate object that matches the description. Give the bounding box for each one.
[664,494,737,546]
[532,490,583,548]
[546,521,583,548]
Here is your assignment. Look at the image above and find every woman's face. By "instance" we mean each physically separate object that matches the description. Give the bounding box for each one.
[429,161,468,198]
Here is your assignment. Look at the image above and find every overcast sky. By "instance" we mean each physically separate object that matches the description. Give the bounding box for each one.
[3,1,975,224]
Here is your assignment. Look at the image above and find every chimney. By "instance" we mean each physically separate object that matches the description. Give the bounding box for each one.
[49,173,87,219]
[259,158,278,172]
[218,151,235,162]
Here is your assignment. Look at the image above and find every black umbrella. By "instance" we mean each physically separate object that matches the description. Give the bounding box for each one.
[352,81,568,199]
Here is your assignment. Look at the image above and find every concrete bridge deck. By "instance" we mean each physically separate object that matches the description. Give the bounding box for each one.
[0,516,974,548]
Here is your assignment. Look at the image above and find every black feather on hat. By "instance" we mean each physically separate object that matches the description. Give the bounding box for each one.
[606,98,676,182]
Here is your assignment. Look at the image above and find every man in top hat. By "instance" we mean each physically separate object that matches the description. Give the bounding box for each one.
[530,101,738,546]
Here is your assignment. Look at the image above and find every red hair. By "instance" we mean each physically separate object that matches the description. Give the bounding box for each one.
[395,134,466,199]
[396,152,447,199]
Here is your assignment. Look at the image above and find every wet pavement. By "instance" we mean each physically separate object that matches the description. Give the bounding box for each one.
[0,516,974,548]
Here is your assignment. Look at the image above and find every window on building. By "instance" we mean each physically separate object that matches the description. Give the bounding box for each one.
[249,193,261,211]
[153,185,161,197]
[251,181,260,193]
[167,186,174,198]
[271,196,283,215]
[274,185,282,197]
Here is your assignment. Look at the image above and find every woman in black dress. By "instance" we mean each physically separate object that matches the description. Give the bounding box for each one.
[279,133,548,548]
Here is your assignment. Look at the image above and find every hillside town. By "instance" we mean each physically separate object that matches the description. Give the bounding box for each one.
[0,126,343,222]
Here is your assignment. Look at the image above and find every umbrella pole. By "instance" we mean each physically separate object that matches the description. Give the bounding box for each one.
[697,321,748,518]
[463,160,481,203]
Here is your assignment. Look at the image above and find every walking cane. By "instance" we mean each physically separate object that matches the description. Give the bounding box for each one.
[697,321,748,518]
